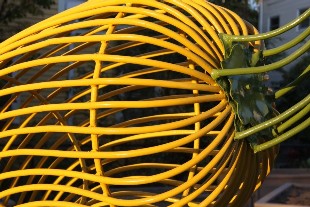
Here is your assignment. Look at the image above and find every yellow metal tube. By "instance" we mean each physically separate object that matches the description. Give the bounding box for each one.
[0,0,276,206]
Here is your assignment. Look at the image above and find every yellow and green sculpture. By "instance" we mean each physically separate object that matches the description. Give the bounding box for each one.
[0,0,308,206]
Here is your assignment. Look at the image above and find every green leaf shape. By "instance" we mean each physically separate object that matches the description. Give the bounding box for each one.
[216,42,275,147]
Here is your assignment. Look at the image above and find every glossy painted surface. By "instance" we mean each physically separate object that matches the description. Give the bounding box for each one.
[0,0,279,206]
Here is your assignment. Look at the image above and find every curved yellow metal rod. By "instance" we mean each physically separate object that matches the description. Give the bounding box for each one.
[0,0,275,206]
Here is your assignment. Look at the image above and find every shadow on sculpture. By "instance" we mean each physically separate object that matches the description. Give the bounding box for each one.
[0,0,308,206]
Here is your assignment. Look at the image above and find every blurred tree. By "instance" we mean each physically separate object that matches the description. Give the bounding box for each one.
[209,0,259,27]
[272,53,310,168]
[276,53,310,141]
[0,0,55,41]
[276,54,309,111]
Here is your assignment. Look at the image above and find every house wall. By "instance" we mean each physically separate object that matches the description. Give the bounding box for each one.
[259,0,309,84]
[261,0,309,46]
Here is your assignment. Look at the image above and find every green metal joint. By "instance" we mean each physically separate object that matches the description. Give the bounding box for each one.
[275,65,310,99]
[213,36,275,150]
[253,116,310,153]
[218,8,310,43]
[210,69,220,80]
[211,8,310,153]
[234,94,310,140]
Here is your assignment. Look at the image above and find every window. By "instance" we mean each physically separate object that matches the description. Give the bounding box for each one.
[58,0,85,12]
[269,15,280,31]
[298,8,310,30]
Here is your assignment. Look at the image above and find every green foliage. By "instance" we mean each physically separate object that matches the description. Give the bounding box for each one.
[272,53,310,168]
[277,54,310,109]
[0,0,54,23]
[0,0,55,41]
[276,54,310,140]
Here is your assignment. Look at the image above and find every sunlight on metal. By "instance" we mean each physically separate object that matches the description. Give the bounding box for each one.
[0,0,278,206]
[214,9,310,153]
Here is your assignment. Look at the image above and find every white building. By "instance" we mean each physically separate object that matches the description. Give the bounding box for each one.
[259,0,309,40]
[258,0,309,84]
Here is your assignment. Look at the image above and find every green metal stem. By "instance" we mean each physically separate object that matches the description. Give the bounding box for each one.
[263,27,310,57]
[275,65,310,99]
[254,116,310,153]
[220,8,310,43]
[234,94,310,140]
[211,40,310,79]
[274,103,310,135]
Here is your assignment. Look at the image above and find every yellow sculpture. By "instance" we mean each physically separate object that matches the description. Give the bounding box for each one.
[0,0,308,206]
